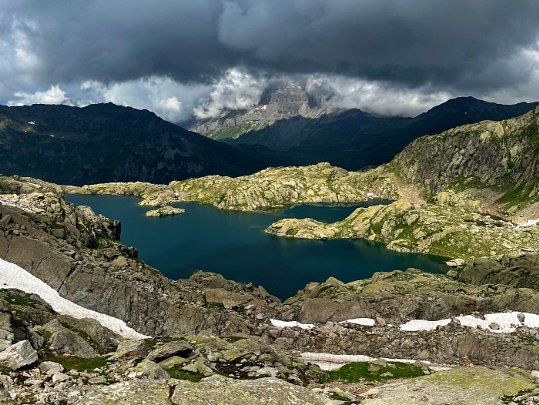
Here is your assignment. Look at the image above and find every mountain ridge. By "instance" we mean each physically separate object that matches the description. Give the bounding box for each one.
[226,95,539,170]
[0,103,274,185]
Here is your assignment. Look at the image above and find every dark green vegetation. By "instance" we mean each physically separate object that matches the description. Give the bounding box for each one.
[323,361,428,383]
[42,354,108,371]
[228,97,539,170]
[0,103,275,185]
[166,368,205,382]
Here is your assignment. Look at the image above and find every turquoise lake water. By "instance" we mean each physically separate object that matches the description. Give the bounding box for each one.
[66,195,447,300]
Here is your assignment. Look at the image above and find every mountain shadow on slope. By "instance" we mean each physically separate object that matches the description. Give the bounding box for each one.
[0,103,277,185]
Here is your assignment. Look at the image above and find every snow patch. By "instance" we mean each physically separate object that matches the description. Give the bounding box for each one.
[400,319,451,332]
[400,312,539,333]
[0,258,149,339]
[28,121,35,125]
[456,312,539,333]
[301,352,450,371]
[340,318,375,326]
[270,319,315,330]
[518,219,539,228]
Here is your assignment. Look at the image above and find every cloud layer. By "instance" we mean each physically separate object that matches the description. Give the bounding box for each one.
[1,0,539,121]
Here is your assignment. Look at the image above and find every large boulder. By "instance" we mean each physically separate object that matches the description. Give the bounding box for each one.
[0,340,38,370]
[112,339,146,360]
[135,359,170,380]
[170,375,326,405]
[34,319,98,358]
[56,315,118,353]
[147,340,194,362]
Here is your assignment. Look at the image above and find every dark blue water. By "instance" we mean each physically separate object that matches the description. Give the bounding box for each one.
[66,195,447,300]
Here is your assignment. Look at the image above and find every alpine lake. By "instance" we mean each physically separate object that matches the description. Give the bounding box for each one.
[66,195,447,300]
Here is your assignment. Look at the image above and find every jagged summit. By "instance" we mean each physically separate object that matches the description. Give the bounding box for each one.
[259,80,315,116]
[189,81,330,140]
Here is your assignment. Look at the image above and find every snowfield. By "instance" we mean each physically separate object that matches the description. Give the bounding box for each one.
[0,258,149,339]
[272,312,539,335]
[517,219,539,228]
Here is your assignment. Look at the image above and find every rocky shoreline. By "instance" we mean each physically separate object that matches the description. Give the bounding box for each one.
[2,175,539,402]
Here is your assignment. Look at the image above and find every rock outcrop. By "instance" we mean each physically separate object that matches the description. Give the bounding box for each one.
[266,198,539,261]
[145,206,185,217]
[360,367,535,404]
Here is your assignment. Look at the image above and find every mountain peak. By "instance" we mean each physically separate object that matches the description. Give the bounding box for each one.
[191,81,328,139]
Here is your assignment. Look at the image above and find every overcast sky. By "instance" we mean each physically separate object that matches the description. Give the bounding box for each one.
[1,0,539,122]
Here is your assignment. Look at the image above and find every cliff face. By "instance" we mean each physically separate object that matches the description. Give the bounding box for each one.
[189,81,330,140]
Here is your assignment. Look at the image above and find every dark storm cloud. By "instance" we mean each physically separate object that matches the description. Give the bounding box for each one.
[1,0,244,84]
[218,0,539,91]
[2,0,539,93]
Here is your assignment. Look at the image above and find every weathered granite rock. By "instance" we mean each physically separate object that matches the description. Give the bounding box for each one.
[459,253,539,289]
[393,107,539,209]
[360,366,536,404]
[78,380,172,404]
[281,270,539,325]
[34,319,99,358]
[112,339,147,360]
[266,198,539,261]
[55,315,118,353]
[145,206,185,217]
[38,361,64,375]
[147,340,194,362]
[0,340,38,370]
[135,359,170,380]
[0,313,13,351]
[0,185,278,337]
[170,375,326,405]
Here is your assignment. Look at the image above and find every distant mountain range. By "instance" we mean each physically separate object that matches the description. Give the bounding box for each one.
[191,82,539,170]
[1,92,538,185]
[0,103,273,185]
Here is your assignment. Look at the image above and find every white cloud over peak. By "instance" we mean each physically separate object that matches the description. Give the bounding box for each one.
[79,77,209,123]
[193,69,267,119]
[8,85,71,106]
